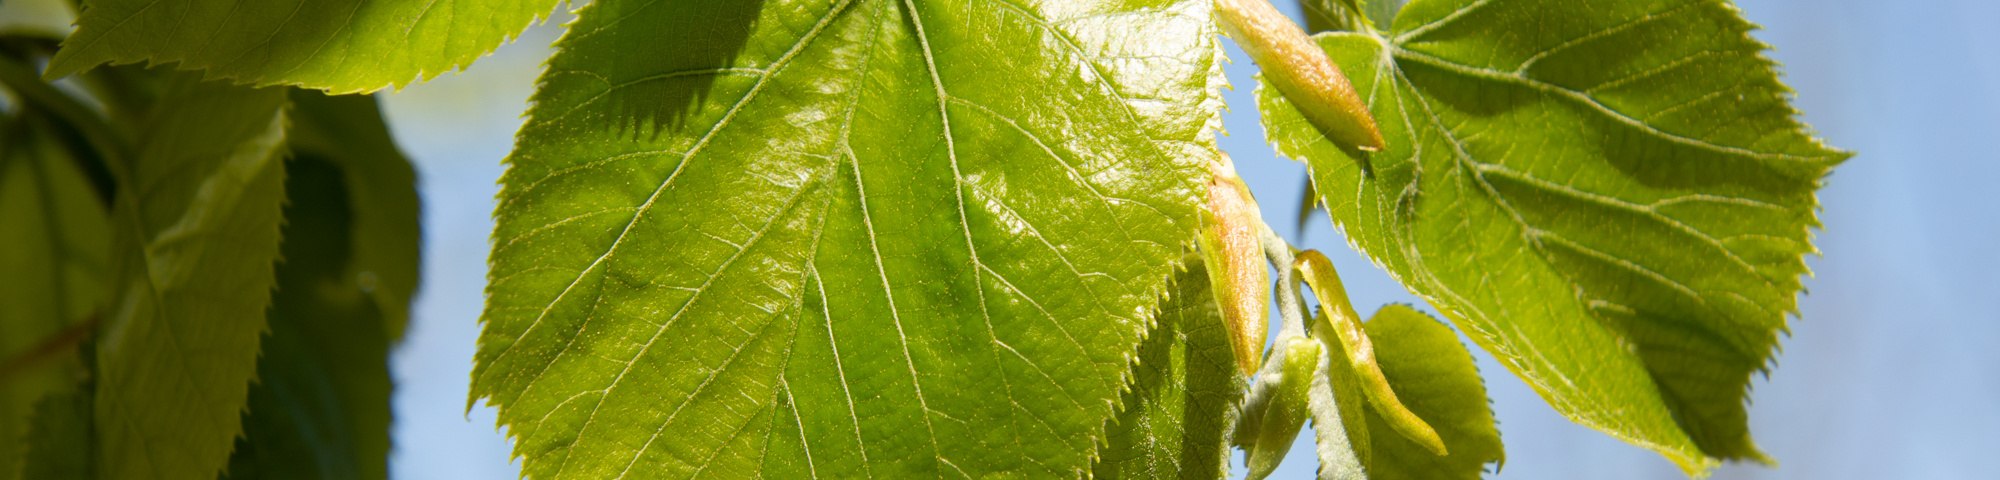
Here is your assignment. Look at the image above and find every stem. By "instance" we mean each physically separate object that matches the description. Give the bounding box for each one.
[0,48,127,205]
[1232,214,1367,479]
[0,316,97,384]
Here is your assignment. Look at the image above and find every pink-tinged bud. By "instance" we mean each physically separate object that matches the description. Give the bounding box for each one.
[1199,158,1269,378]
[1217,0,1386,153]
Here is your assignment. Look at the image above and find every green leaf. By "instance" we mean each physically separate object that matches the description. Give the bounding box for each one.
[96,73,289,480]
[1259,0,1848,473]
[0,109,110,480]
[1246,337,1321,480]
[1093,257,1242,480]
[20,390,93,480]
[44,0,566,93]
[473,0,1224,478]
[1306,308,1371,480]
[225,156,393,480]
[285,90,422,339]
[1354,304,1500,480]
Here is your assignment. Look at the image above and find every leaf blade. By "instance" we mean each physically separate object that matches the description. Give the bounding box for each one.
[1355,304,1501,480]
[0,108,111,480]
[284,90,421,340]
[96,74,289,480]
[474,0,1226,478]
[45,0,565,93]
[1093,257,1243,480]
[225,155,394,480]
[1260,0,1848,472]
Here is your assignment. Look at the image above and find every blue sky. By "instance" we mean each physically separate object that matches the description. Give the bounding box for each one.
[372,1,2000,478]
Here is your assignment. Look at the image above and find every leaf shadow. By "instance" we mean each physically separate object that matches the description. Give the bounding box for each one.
[596,0,768,139]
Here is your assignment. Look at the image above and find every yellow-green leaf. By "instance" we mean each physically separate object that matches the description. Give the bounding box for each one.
[472,0,1226,478]
[1355,305,1501,480]
[45,0,566,93]
[1260,0,1849,472]
[95,73,289,480]
[1093,256,1243,480]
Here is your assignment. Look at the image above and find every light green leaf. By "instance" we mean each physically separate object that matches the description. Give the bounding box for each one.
[1306,309,1371,480]
[44,0,566,93]
[285,90,421,339]
[1354,304,1500,480]
[472,0,1224,478]
[1093,257,1242,480]
[225,156,393,480]
[0,109,110,480]
[96,73,289,480]
[1259,0,1848,473]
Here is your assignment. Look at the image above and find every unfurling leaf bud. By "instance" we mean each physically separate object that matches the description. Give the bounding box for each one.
[1245,337,1322,480]
[1198,156,1269,378]
[1216,0,1386,153]
[1295,249,1449,456]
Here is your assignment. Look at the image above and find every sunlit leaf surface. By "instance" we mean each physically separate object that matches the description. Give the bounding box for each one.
[46,0,565,93]
[1352,305,1500,480]
[1260,0,1848,472]
[474,0,1225,478]
[1094,257,1241,480]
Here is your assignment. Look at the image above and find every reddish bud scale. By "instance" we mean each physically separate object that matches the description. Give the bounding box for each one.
[1200,159,1270,378]
[1216,0,1386,153]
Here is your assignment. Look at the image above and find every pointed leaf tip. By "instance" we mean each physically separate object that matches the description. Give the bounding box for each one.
[1296,249,1447,456]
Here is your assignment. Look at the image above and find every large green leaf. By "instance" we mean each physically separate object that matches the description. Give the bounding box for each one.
[225,155,393,480]
[285,90,422,339]
[95,74,289,480]
[1259,0,1848,472]
[44,0,565,93]
[472,0,1224,478]
[0,109,109,480]
[1093,257,1241,480]
[1352,304,1501,480]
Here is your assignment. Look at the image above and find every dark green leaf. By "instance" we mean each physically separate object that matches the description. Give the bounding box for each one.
[20,390,93,480]
[45,0,566,93]
[1094,257,1241,480]
[225,156,393,480]
[0,111,109,480]
[1259,0,1848,472]
[95,73,289,480]
[1355,305,1500,480]
[473,0,1225,477]
[285,90,421,340]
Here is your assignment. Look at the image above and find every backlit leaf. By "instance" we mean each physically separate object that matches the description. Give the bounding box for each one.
[473,0,1226,478]
[1259,0,1848,472]
[45,0,566,93]
[95,74,289,480]
[1354,304,1501,480]
[1093,257,1242,480]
